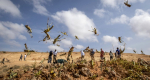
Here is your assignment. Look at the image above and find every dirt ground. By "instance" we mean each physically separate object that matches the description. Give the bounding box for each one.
[0,52,150,68]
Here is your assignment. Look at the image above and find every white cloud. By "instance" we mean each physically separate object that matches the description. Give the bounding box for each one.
[125,37,132,41]
[51,8,98,42]
[75,44,84,50]
[59,39,73,48]
[102,35,119,46]
[0,21,26,46]
[127,47,133,50]
[32,0,50,16]
[94,9,110,18]
[48,45,64,52]
[100,0,122,9]
[0,0,21,17]
[18,35,27,40]
[129,9,150,38]
[5,40,21,47]
[108,14,129,24]
[100,0,146,9]
[148,48,150,51]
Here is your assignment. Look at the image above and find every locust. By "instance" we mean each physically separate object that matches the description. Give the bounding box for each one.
[56,44,60,47]
[38,36,47,43]
[141,50,144,54]
[41,18,54,35]
[53,35,65,44]
[61,32,68,36]
[39,33,50,43]
[89,26,99,36]
[75,35,79,40]
[25,25,33,38]
[118,36,124,43]
[67,46,75,62]
[120,43,126,54]
[24,43,28,50]
[124,0,131,7]
[84,46,90,52]
[133,50,136,53]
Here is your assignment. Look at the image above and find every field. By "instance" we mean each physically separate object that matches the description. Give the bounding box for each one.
[0,52,150,80]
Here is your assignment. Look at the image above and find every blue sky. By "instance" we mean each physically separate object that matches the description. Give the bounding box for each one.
[0,0,150,55]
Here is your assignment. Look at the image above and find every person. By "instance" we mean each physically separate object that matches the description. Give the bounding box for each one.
[19,54,22,61]
[100,48,104,60]
[109,51,113,60]
[24,54,26,61]
[90,49,95,60]
[48,50,53,63]
[116,47,120,59]
[1,58,5,64]
[80,50,85,59]
[53,49,57,63]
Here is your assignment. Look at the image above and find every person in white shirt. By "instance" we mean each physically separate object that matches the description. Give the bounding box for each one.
[24,54,27,61]
[53,49,57,63]
[80,50,85,59]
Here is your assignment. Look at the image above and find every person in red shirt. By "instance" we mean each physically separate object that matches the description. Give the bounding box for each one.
[100,48,104,60]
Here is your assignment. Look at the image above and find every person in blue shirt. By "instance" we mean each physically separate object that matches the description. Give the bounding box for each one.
[116,47,120,58]
[90,49,95,60]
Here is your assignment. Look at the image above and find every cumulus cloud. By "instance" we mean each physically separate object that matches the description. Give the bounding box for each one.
[0,21,26,46]
[125,37,132,41]
[108,14,129,24]
[127,47,133,50]
[129,9,150,38]
[32,0,50,16]
[102,35,119,46]
[100,0,146,9]
[48,45,64,52]
[75,44,84,50]
[5,40,21,47]
[0,0,21,17]
[60,39,73,48]
[94,9,111,18]
[51,8,98,42]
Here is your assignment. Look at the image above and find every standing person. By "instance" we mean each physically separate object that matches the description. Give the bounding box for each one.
[19,54,22,61]
[109,51,113,60]
[100,48,104,60]
[90,49,95,60]
[24,54,26,61]
[1,58,5,64]
[48,50,53,63]
[80,50,85,60]
[53,49,57,63]
[116,47,120,59]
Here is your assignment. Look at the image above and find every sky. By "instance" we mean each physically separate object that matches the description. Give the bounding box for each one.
[0,0,150,55]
